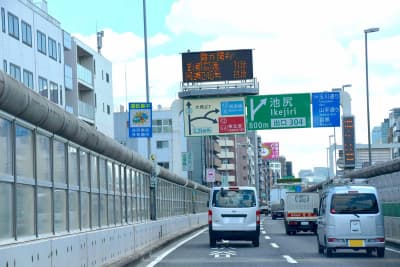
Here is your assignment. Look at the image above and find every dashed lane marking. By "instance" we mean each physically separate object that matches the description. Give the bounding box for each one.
[264,235,271,240]
[270,242,279,248]
[283,255,298,263]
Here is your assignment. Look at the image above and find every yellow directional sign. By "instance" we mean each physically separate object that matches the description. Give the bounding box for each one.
[183,97,246,136]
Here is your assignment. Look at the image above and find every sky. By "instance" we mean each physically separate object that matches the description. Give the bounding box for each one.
[48,0,400,176]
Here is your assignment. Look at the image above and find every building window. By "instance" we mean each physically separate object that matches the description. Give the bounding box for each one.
[107,104,110,114]
[23,69,33,89]
[50,81,58,104]
[152,119,172,133]
[7,12,19,40]
[21,20,32,46]
[64,64,73,90]
[58,43,61,63]
[37,30,46,55]
[38,76,48,98]
[59,86,63,105]
[156,140,168,149]
[9,63,21,82]
[106,73,110,83]
[1,8,5,33]
[63,30,71,50]
[48,37,57,60]
[3,59,7,73]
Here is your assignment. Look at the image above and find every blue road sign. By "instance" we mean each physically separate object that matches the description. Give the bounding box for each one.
[312,92,340,127]
[128,102,152,138]
[220,100,244,116]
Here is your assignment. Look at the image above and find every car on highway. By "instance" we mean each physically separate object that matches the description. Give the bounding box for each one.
[208,186,261,247]
[260,205,270,215]
[317,184,385,257]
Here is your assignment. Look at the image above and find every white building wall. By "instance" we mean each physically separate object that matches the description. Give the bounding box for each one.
[1,0,64,105]
[73,38,114,138]
[114,101,188,178]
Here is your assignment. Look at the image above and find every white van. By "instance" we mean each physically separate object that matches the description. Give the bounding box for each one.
[316,185,385,257]
[208,186,260,247]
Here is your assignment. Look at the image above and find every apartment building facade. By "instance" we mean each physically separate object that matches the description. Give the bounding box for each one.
[0,0,114,137]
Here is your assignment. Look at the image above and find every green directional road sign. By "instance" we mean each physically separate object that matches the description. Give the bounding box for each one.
[246,93,311,130]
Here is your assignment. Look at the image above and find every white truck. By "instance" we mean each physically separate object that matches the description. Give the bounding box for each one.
[284,192,320,235]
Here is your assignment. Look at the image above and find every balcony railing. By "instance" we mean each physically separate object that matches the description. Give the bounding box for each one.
[217,151,234,158]
[217,164,235,171]
[77,64,93,88]
[78,100,95,121]
[218,139,234,147]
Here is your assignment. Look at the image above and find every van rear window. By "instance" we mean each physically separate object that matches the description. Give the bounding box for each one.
[330,193,379,214]
[212,189,256,208]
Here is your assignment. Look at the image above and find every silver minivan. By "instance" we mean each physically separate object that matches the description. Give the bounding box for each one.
[316,185,385,257]
[208,186,260,247]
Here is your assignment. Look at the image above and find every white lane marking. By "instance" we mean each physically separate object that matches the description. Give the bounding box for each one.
[209,249,236,258]
[261,230,266,235]
[146,228,207,267]
[387,247,400,254]
[270,242,279,248]
[283,255,298,263]
[264,235,271,240]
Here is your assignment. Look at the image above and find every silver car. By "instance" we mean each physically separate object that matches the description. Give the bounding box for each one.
[316,185,385,257]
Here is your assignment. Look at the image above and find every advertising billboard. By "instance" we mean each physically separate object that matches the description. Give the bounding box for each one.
[261,142,280,160]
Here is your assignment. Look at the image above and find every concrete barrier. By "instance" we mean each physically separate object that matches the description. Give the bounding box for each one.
[0,214,207,267]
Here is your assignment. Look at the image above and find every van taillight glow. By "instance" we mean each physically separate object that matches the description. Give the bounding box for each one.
[208,210,212,224]
[256,210,261,225]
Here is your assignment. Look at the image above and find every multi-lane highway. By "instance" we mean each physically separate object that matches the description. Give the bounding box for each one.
[131,215,400,267]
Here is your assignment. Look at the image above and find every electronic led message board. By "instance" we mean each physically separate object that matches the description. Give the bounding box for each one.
[182,49,253,82]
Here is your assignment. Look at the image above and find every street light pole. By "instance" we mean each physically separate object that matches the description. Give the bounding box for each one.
[328,135,334,178]
[364,27,379,166]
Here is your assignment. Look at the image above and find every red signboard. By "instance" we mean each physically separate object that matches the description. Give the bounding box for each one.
[261,142,280,160]
[218,116,245,133]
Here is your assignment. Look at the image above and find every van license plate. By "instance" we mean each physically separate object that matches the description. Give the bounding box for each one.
[224,217,243,224]
[300,222,309,225]
[350,220,361,233]
[349,240,364,247]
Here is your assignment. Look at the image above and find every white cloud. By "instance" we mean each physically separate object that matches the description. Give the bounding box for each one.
[149,33,171,47]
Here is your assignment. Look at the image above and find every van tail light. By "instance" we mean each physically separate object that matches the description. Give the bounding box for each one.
[327,237,336,243]
[208,210,212,224]
[256,210,261,225]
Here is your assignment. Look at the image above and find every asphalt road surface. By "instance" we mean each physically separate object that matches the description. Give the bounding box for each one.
[130,215,400,267]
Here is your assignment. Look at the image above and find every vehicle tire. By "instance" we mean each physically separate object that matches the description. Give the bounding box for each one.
[252,237,260,247]
[377,247,385,258]
[318,244,324,254]
[326,248,333,257]
[317,235,324,254]
[272,215,276,220]
[366,248,372,256]
[209,235,217,247]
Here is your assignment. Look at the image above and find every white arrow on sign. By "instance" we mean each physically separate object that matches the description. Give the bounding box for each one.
[250,98,267,120]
